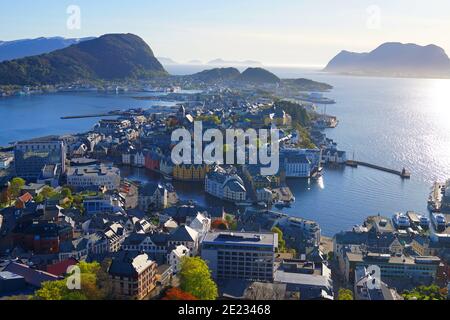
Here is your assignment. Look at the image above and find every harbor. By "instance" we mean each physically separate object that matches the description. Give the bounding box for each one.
[345,160,411,179]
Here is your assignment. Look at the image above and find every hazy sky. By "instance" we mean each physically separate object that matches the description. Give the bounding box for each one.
[1,0,450,66]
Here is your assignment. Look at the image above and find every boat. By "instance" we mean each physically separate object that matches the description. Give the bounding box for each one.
[418,215,430,229]
[432,213,447,232]
[392,212,411,229]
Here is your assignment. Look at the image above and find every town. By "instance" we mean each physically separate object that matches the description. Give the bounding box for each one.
[0,80,449,302]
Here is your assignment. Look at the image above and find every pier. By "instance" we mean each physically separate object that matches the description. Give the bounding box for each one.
[346,160,411,179]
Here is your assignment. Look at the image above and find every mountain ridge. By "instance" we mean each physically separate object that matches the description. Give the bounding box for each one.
[324,42,450,79]
[0,33,167,85]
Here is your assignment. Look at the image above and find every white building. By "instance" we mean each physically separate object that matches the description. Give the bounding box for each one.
[138,182,169,210]
[189,213,211,241]
[205,166,247,202]
[67,163,121,191]
[168,245,190,274]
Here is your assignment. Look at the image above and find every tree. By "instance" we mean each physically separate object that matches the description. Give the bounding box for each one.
[34,262,107,300]
[179,257,218,300]
[402,285,447,300]
[338,288,354,300]
[162,287,198,300]
[271,227,286,253]
[9,177,26,199]
[40,186,56,199]
[211,219,228,230]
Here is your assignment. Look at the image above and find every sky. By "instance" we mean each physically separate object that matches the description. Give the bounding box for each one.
[1,0,450,67]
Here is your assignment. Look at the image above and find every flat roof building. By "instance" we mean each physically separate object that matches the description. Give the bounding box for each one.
[201,231,278,282]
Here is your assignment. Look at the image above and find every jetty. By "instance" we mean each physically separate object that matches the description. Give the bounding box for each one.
[346,160,411,179]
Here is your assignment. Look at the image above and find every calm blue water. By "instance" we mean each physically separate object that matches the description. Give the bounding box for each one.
[0,92,178,145]
[1,67,449,236]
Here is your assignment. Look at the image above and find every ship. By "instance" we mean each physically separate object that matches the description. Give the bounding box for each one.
[392,212,411,229]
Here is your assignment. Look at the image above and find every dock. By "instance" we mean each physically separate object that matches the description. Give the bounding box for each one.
[346,160,411,179]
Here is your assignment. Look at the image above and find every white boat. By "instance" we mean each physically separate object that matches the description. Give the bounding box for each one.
[392,212,410,229]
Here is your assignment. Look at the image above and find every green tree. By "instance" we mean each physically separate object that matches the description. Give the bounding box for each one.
[34,262,107,300]
[403,285,447,300]
[179,257,218,300]
[40,186,56,199]
[9,177,26,199]
[338,288,354,300]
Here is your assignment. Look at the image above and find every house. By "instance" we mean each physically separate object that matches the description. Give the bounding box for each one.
[108,251,157,300]
[121,232,169,264]
[168,225,200,256]
[58,232,109,261]
[15,193,33,209]
[189,213,211,241]
[138,182,169,211]
[168,245,190,274]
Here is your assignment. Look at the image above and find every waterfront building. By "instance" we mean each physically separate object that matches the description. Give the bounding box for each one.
[441,179,450,214]
[14,137,66,180]
[205,166,247,202]
[281,153,312,178]
[108,251,157,300]
[201,231,278,282]
[138,182,169,211]
[256,188,273,203]
[173,163,210,181]
[66,163,121,191]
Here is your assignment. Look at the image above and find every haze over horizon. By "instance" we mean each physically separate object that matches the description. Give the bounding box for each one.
[1,0,450,67]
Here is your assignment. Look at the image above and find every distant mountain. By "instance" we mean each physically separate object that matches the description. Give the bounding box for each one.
[282,78,333,91]
[0,36,95,62]
[157,57,179,65]
[239,67,280,84]
[190,67,240,82]
[0,33,167,85]
[208,58,263,67]
[324,42,450,79]
[188,67,280,84]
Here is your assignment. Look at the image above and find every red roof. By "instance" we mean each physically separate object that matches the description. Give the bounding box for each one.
[18,192,33,203]
[46,258,79,277]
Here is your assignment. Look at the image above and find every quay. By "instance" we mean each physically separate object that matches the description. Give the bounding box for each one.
[346,160,411,179]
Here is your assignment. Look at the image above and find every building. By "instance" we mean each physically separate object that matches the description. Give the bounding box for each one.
[274,259,333,300]
[205,167,247,202]
[168,245,190,274]
[201,231,278,282]
[12,220,73,254]
[281,153,312,178]
[0,154,13,170]
[168,225,200,256]
[344,250,441,286]
[138,182,169,211]
[108,251,157,300]
[14,137,66,180]
[66,163,121,191]
[189,213,211,241]
[354,266,403,300]
[173,163,210,181]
